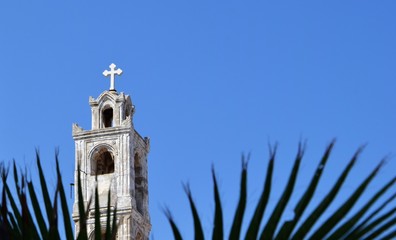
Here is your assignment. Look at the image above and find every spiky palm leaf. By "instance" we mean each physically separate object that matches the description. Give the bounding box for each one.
[0,152,118,240]
[166,141,396,239]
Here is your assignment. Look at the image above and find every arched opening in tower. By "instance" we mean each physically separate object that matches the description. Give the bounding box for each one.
[92,148,114,175]
[134,153,144,215]
[102,108,113,128]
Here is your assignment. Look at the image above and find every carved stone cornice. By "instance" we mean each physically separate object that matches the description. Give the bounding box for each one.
[73,126,133,140]
[72,123,84,135]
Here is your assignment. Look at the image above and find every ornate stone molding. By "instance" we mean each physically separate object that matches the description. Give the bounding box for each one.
[121,115,132,127]
[72,123,84,135]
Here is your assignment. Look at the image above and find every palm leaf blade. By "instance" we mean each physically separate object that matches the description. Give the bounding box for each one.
[94,183,101,240]
[308,160,384,239]
[245,145,276,240]
[276,141,334,240]
[76,164,88,240]
[291,147,363,240]
[346,192,396,238]
[363,215,396,239]
[211,167,223,240]
[36,151,54,224]
[327,176,396,239]
[27,181,48,238]
[105,190,112,240]
[229,157,248,240]
[164,208,183,240]
[184,184,204,240]
[55,154,74,240]
[351,206,396,239]
[260,143,304,240]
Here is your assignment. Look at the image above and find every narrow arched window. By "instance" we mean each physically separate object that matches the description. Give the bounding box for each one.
[92,148,114,175]
[134,153,143,215]
[102,108,113,128]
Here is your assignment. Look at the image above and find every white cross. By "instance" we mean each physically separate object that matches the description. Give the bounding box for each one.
[103,63,123,91]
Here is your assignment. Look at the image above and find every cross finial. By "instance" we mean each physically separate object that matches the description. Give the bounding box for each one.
[103,63,123,91]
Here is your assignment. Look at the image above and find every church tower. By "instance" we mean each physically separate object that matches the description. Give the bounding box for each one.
[72,64,151,239]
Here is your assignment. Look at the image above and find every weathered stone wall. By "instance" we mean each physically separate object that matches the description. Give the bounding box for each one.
[72,90,150,240]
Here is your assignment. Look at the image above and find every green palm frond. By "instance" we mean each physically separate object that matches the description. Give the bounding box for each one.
[0,152,117,240]
[260,143,304,240]
[184,183,205,240]
[212,166,223,240]
[164,207,183,240]
[55,151,75,240]
[326,176,395,239]
[229,155,248,240]
[275,141,334,240]
[245,144,276,239]
[166,141,396,239]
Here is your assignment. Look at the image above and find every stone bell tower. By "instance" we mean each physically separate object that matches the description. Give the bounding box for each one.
[72,63,151,239]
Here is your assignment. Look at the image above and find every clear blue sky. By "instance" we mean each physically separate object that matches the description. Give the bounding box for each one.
[0,1,395,239]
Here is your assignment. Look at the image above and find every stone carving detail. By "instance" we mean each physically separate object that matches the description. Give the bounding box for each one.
[72,123,84,134]
[144,137,150,152]
[121,115,132,127]
[89,96,98,106]
[116,92,125,102]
